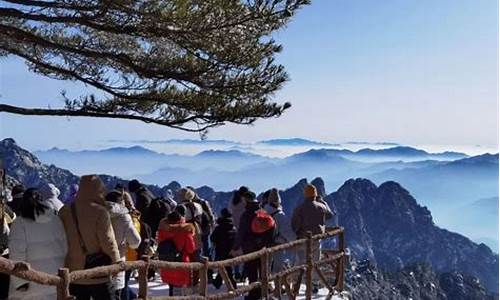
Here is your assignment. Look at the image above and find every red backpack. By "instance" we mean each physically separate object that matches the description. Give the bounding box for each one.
[251,209,276,234]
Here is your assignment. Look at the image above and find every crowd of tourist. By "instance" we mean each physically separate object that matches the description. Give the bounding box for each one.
[0,175,334,300]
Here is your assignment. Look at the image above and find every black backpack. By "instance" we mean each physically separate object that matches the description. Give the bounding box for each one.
[145,197,170,235]
[157,239,183,262]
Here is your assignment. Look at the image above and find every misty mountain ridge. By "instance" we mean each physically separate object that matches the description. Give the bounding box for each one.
[257,138,338,146]
[10,138,500,255]
[1,137,498,297]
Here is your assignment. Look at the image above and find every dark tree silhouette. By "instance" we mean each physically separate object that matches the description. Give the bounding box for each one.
[0,0,308,132]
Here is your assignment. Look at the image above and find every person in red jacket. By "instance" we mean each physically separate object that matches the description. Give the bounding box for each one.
[157,211,196,296]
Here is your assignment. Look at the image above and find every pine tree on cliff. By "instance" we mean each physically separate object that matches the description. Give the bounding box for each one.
[0,0,309,134]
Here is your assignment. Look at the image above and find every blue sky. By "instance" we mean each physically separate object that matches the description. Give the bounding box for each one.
[0,0,498,151]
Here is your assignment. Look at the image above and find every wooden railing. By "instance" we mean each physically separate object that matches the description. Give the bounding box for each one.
[0,227,345,300]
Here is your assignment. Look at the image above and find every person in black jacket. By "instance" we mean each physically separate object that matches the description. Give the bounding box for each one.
[230,191,275,300]
[128,179,155,220]
[210,208,237,289]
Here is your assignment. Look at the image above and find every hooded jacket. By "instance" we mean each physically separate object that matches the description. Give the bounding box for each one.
[59,175,121,285]
[8,208,67,300]
[105,201,141,290]
[291,196,333,239]
[157,219,196,287]
[39,183,64,212]
[210,216,236,260]
[263,204,294,244]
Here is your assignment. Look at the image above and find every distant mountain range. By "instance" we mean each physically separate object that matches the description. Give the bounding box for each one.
[31,142,498,252]
[2,137,497,297]
[257,138,338,146]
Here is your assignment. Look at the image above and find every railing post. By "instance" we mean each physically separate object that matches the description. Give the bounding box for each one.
[337,229,345,291]
[260,248,269,299]
[138,256,150,299]
[273,275,282,299]
[57,268,70,300]
[199,256,209,297]
[305,231,313,300]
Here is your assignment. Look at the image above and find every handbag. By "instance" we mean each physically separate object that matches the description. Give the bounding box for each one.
[71,204,112,269]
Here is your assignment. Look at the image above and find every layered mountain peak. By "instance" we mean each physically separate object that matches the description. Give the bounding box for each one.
[1,138,80,198]
[338,178,378,194]
[327,178,498,292]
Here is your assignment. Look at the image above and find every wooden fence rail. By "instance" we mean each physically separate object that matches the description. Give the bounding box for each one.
[0,227,345,300]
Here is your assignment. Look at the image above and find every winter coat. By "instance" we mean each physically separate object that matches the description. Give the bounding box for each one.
[234,201,274,253]
[291,196,333,239]
[264,204,294,244]
[8,208,67,300]
[105,201,141,290]
[39,183,64,212]
[133,186,155,218]
[59,175,121,285]
[157,219,196,287]
[210,216,236,260]
[228,198,246,231]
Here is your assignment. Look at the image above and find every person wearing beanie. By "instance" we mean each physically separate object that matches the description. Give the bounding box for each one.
[210,208,237,289]
[178,188,203,223]
[262,188,294,272]
[303,184,318,199]
[291,183,333,294]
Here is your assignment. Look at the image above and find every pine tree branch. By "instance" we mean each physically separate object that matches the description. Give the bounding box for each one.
[0,103,217,132]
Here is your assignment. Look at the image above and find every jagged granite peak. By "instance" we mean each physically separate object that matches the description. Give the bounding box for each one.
[1,138,79,198]
[327,178,499,292]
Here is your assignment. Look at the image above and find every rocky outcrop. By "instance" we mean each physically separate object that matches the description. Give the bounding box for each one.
[328,178,499,292]
[347,260,497,300]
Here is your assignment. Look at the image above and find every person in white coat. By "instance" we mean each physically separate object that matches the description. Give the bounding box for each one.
[8,188,67,300]
[104,191,141,296]
[39,183,64,212]
[263,188,295,272]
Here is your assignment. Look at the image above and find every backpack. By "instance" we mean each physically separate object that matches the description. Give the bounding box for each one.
[157,239,183,262]
[250,209,277,248]
[145,197,170,235]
